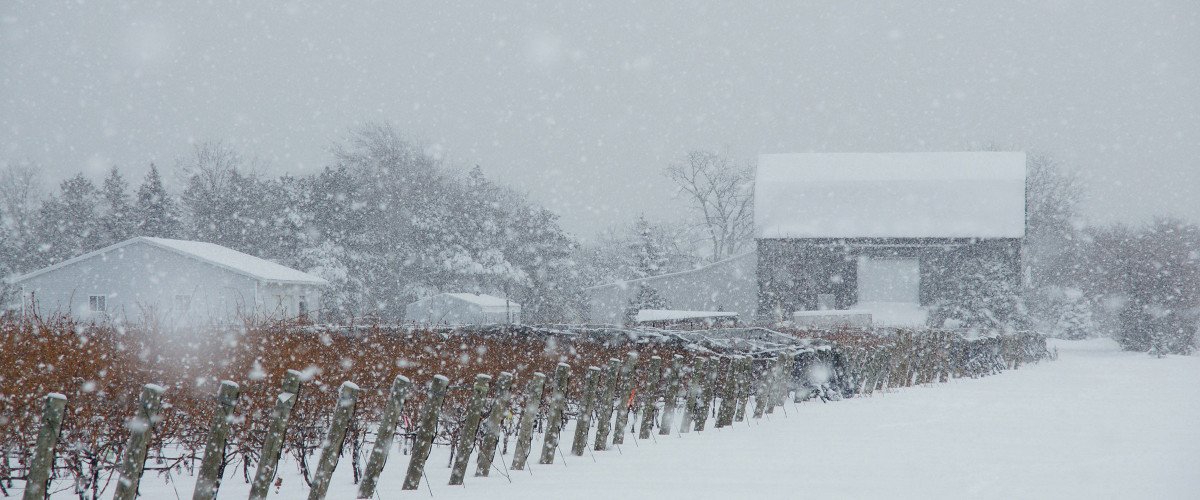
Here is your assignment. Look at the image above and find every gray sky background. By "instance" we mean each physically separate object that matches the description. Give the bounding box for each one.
[2,0,1197,240]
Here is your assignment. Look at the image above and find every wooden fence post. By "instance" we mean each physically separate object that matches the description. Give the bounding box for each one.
[538,363,572,464]
[637,356,662,439]
[570,366,601,455]
[679,357,706,433]
[308,381,360,500]
[192,381,240,500]
[695,357,718,431]
[593,358,620,450]
[357,375,411,499]
[658,355,685,435]
[765,356,782,414]
[475,371,513,477]
[716,357,739,428]
[734,357,751,422]
[22,393,67,500]
[113,383,165,500]
[610,352,639,445]
[510,372,546,470]
[403,375,450,490]
[449,374,491,486]
[754,357,772,418]
[249,369,303,500]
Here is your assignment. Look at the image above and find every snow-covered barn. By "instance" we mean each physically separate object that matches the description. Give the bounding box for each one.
[755,152,1026,326]
[405,293,521,325]
[584,252,758,326]
[10,236,327,325]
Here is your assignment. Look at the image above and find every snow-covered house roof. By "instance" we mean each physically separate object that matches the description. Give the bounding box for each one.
[11,236,328,285]
[438,293,521,312]
[755,152,1026,239]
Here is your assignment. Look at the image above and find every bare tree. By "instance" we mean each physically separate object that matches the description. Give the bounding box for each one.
[665,150,755,261]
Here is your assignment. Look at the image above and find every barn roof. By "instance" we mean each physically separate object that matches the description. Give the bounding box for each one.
[11,236,328,285]
[755,152,1026,239]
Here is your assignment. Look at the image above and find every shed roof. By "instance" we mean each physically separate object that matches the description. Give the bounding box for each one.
[415,293,521,312]
[11,236,328,285]
[755,152,1026,239]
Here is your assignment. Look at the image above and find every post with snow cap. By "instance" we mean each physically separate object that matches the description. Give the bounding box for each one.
[113,383,165,500]
[611,352,639,445]
[358,375,412,499]
[308,381,360,500]
[571,366,601,455]
[695,356,718,431]
[539,363,572,464]
[594,358,621,450]
[638,355,663,439]
[403,375,451,490]
[250,369,304,500]
[679,357,705,433]
[475,371,514,477]
[659,355,685,435]
[192,381,240,500]
[449,374,491,486]
[23,393,67,500]
[716,357,739,428]
[734,357,751,422]
[511,372,546,470]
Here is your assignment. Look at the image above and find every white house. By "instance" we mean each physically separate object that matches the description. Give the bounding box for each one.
[405,293,521,325]
[10,236,328,325]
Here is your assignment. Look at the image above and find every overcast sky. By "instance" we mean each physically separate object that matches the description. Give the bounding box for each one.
[2,1,1197,239]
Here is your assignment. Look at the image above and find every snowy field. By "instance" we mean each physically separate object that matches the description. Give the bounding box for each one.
[69,338,1200,499]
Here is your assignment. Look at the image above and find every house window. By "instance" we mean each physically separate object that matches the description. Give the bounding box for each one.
[174,295,191,311]
[88,295,106,312]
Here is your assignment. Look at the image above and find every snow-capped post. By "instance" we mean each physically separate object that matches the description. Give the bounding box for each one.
[637,355,663,439]
[192,381,240,500]
[659,354,685,435]
[357,375,412,499]
[696,356,718,431]
[753,358,772,419]
[765,356,783,414]
[113,383,165,500]
[23,393,67,500]
[403,375,450,490]
[594,358,621,450]
[511,372,546,470]
[450,374,492,486]
[571,366,601,455]
[538,363,572,464]
[308,381,360,500]
[716,357,740,428]
[611,352,639,446]
[679,357,706,433]
[250,369,303,500]
[475,371,513,477]
[734,357,751,422]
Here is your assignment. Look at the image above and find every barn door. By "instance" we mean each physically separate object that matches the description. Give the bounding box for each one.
[856,256,920,304]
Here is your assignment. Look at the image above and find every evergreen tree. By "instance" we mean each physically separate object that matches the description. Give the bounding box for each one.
[1054,289,1095,340]
[100,167,135,244]
[134,164,181,238]
[30,174,101,266]
[630,215,670,279]
[927,258,1028,332]
[624,284,667,325]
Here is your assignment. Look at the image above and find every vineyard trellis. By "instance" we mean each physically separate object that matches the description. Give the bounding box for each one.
[1,318,1050,498]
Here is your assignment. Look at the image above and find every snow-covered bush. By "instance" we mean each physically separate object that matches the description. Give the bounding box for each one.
[1053,289,1096,340]
[927,258,1029,332]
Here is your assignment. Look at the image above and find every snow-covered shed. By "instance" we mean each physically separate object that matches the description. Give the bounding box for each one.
[755,152,1026,326]
[405,293,521,325]
[585,252,757,326]
[10,236,328,325]
[635,309,739,328]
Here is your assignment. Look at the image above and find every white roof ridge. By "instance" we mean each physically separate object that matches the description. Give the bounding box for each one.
[10,236,327,285]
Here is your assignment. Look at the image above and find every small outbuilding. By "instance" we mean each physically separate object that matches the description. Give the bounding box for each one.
[10,236,328,325]
[405,293,521,325]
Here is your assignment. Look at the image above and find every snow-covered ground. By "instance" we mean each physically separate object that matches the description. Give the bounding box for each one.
[65,338,1200,499]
